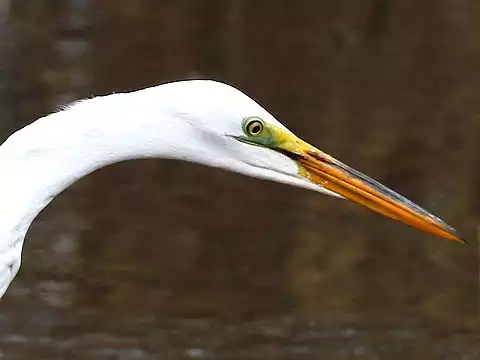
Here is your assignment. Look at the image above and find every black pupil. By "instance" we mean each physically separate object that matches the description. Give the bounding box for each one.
[250,123,261,134]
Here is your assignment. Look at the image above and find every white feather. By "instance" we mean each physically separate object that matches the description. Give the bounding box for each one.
[0,80,338,299]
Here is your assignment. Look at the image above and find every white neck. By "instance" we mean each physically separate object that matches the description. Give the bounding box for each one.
[0,87,197,237]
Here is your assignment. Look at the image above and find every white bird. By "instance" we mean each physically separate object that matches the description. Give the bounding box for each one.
[0,80,462,299]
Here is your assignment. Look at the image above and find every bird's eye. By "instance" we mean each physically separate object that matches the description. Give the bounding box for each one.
[244,118,264,136]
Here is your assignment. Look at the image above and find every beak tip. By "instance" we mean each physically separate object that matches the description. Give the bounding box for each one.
[447,229,467,244]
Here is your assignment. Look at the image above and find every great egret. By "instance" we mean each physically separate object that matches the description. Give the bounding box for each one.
[0,80,462,299]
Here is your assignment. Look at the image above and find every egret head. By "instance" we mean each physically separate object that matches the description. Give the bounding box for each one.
[0,80,462,302]
[164,80,462,242]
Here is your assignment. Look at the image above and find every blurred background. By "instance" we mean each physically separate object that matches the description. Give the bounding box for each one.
[0,0,479,359]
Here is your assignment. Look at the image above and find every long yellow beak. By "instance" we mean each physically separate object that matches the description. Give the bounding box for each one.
[276,133,463,243]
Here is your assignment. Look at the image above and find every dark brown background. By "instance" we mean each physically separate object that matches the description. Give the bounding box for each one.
[0,1,478,359]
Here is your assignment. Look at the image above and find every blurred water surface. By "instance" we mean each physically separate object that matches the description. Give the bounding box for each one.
[0,1,479,358]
